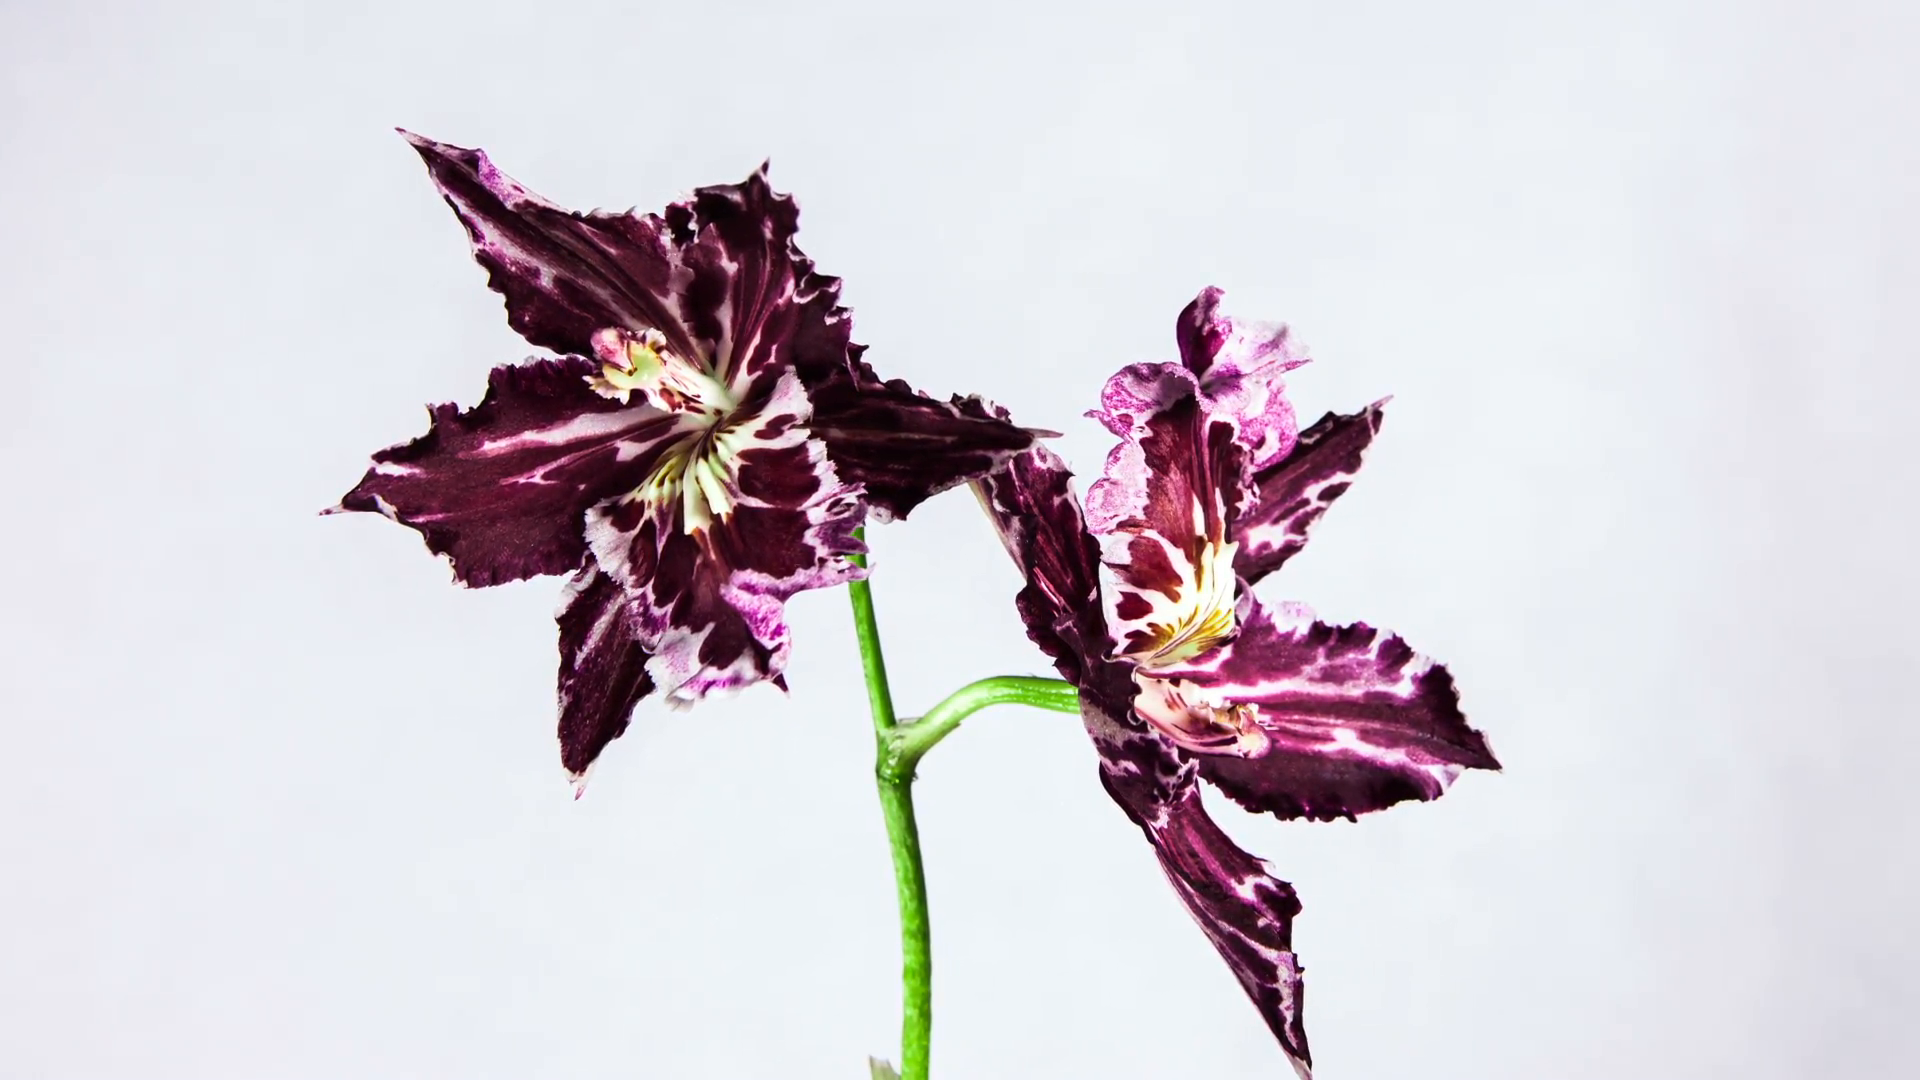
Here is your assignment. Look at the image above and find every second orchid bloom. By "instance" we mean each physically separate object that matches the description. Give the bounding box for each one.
[975,288,1499,1076]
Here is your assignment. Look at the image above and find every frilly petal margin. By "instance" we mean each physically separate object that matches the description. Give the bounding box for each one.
[968,435,1124,697]
[583,370,865,703]
[556,563,657,780]
[1232,402,1387,585]
[404,132,855,395]
[1174,286,1311,470]
[809,355,1043,522]
[1163,599,1500,822]
[403,132,694,360]
[330,356,690,587]
[668,168,856,394]
[1084,702,1314,1079]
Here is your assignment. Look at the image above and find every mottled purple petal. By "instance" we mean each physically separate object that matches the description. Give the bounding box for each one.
[1083,702,1313,1078]
[809,357,1042,521]
[1233,402,1386,585]
[1159,599,1500,822]
[583,370,864,702]
[1085,365,1252,668]
[404,133,853,397]
[1174,286,1310,469]
[968,433,1127,696]
[556,563,656,779]
[669,169,855,394]
[332,356,691,587]
[403,132,694,360]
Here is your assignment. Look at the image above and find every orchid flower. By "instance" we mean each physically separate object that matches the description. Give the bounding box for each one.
[329,134,1037,779]
[973,287,1500,1076]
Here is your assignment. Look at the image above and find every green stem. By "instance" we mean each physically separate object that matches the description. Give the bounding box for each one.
[845,537,931,1080]
[845,534,1078,1080]
[882,677,1082,781]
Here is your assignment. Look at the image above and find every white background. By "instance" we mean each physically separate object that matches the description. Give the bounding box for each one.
[4,2,1915,1077]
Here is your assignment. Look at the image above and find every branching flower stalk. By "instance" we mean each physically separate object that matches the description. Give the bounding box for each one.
[848,532,1079,1080]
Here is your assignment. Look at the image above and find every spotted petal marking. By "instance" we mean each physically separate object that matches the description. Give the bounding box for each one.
[1086,364,1252,669]
[583,369,864,703]
[1157,599,1500,822]
[1234,402,1387,585]
[1174,286,1312,470]
[332,356,692,587]
[1083,701,1314,1079]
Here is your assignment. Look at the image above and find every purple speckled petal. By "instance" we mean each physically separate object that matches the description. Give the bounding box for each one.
[1174,287,1311,469]
[583,370,865,702]
[1233,402,1387,585]
[970,436,1125,695]
[1083,701,1314,1078]
[331,356,692,587]
[404,133,853,395]
[809,355,1042,522]
[1085,364,1252,668]
[403,132,693,360]
[978,419,1316,1073]
[1158,599,1500,822]
[555,563,656,779]
[668,169,855,395]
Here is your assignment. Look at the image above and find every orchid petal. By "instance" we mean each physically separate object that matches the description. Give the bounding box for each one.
[1084,701,1314,1078]
[403,132,694,360]
[333,356,691,587]
[404,133,853,396]
[1233,402,1387,584]
[1159,599,1500,821]
[556,563,656,778]
[970,439,1122,694]
[1174,286,1310,469]
[809,359,1041,521]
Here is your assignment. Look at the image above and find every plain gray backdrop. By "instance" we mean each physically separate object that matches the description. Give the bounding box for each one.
[4,1,1915,1077]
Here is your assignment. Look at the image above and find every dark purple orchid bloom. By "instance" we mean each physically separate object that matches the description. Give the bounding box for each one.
[973,288,1499,1076]
[332,133,1036,780]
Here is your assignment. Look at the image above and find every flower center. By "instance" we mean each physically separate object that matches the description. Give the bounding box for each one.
[635,422,754,534]
[1130,535,1241,668]
[589,328,736,415]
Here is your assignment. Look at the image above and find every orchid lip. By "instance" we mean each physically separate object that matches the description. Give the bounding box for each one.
[1116,531,1243,670]
[1133,672,1269,756]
